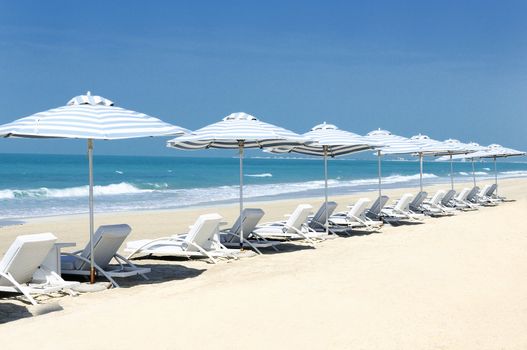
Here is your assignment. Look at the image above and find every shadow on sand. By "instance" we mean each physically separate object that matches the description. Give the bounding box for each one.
[63,263,207,288]
[0,300,33,324]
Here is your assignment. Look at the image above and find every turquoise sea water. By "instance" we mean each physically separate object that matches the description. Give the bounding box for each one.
[0,153,526,219]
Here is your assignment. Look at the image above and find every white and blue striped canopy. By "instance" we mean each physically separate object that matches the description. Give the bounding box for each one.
[433,138,479,156]
[444,143,525,160]
[167,112,307,149]
[0,92,188,140]
[365,129,422,155]
[380,133,456,155]
[268,122,378,157]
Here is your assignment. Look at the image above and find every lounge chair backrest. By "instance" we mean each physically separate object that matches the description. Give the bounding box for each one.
[395,194,413,212]
[442,190,456,206]
[430,190,445,205]
[309,202,337,230]
[486,184,497,197]
[0,233,57,286]
[409,191,427,210]
[185,213,223,251]
[284,204,313,233]
[347,198,371,219]
[466,186,480,201]
[76,224,131,270]
[456,188,470,201]
[478,185,491,197]
[368,196,389,216]
[228,208,265,241]
[312,202,337,224]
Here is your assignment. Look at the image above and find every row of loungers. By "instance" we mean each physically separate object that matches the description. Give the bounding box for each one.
[0,183,508,305]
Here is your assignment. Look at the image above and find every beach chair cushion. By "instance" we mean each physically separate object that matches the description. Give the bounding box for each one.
[0,233,57,287]
[61,224,131,271]
[227,208,265,241]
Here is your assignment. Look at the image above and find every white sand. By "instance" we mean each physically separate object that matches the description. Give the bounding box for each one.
[0,178,526,349]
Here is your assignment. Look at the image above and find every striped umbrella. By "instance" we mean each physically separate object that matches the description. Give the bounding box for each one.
[167,112,308,248]
[0,92,188,283]
[405,134,460,192]
[365,129,424,197]
[267,122,379,234]
[433,139,480,190]
[437,142,487,187]
[444,144,525,195]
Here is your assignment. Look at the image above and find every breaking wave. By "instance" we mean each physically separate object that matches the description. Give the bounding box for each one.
[245,173,273,178]
[0,182,151,200]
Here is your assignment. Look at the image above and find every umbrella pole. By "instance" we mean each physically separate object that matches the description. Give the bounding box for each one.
[88,139,95,284]
[238,142,244,250]
[377,150,382,198]
[450,154,454,191]
[494,156,498,196]
[323,146,328,235]
[419,153,423,192]
[471,159,476,187]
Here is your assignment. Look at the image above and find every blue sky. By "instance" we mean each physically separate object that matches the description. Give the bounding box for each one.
[0,0,526,157]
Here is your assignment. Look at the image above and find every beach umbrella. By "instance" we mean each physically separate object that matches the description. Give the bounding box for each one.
[444,144,525,195]
[372,133,451,192]
[0,92,188,283]
[436,139,486,189]
[267,122,379,234]
[365,129,424,198]
[434,139,480,190]
[166,112,308,248]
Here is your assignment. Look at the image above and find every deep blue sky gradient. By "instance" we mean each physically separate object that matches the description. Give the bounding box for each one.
[0,0,526,156]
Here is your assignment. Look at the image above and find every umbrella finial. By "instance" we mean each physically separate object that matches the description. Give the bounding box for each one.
[87,91,91,96]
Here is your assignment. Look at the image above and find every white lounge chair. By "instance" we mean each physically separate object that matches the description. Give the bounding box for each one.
[450,188,478,210]
[467,186,495,207]
[308,201,342,234]
[218,208,281,254]
[441,190,457,208]
[408,191,429,214]
[422,190,455,216]
[252,204,322,245]
[476,184,501,205]
[61,224,151,287]
[485,183,513,202]
[381,193,425,224]
[365,196,390,221]
[329,198,383,232]
[126,214,240,264]
[0,233,79,305]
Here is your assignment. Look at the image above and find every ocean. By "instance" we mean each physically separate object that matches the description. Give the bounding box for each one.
[0,153,526,220]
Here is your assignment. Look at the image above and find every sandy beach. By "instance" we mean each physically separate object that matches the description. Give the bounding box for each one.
[0,178,526,349]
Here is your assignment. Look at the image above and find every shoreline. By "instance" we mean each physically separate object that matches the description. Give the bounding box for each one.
[0,177,517,251]
[0,176,521,225]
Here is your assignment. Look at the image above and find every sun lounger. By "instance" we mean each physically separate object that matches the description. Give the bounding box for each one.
[449,188,478,210]
[126,214,241,264]
[62,224,151,287]
[252,204,322,245]
[308,201,338,234]
[0,233,79,305]
[421,190,455,217]
[365,196,390,221]
[218,208,282,254]
[329,198,383,232]
[477,184,501,204]
[484,183,513,202]
[441,190,456,207]
[467,186,496,207]
[381,193,425,224]
[408,191,428,213]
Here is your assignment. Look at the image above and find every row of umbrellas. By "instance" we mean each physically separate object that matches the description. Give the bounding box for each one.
[0,92,524,283]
